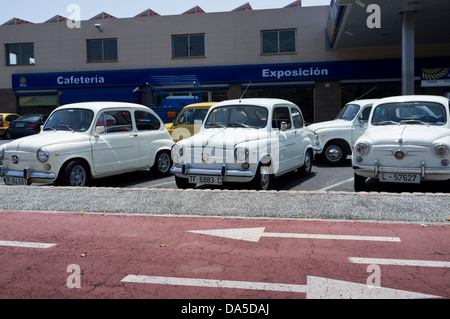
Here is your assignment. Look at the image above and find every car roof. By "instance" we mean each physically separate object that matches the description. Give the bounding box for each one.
[54,102,150,112]
[373,95,449,106]
[347,99,379,105]
[213,98,297,108]
[182,102,218,109]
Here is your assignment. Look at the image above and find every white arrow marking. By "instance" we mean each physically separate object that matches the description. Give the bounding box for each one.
[349,257,450,268]
[188,227,401,243]
[121,275,440,299]
[0,240,56,249]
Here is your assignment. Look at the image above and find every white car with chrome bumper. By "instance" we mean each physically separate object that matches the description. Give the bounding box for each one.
[0,102,174,187]
[171,98,313,190]
[307,99,378,164]
[352,95,450,191]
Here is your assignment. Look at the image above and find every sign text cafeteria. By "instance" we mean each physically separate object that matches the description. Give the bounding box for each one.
[57,75,106,85]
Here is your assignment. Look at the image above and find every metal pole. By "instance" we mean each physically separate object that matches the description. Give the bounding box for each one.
[401,11,415,95]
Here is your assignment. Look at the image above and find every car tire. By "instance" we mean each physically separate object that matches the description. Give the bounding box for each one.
[354,173,366,192]
[298,149,313,177]
[5,130,12,140]
[152,151,172,176]
[251,164,272,190]
[175,175,195,189]
[322,141,347,165]
[60,160,91,187]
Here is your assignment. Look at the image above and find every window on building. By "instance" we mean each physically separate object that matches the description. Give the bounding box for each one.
[261,29,297,55]
[6,43,35,65]
[87,39,118,62]
[172,34,205,58]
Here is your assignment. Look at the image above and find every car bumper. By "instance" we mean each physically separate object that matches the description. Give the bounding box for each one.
[171,164,254,178]
[353,161,450,178]
[0,165,56,182]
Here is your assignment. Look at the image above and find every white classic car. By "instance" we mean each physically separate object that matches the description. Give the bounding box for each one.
[307,99,378,164]
[171,98,313,190]
[0,102,174,187]
[352,95,450,191]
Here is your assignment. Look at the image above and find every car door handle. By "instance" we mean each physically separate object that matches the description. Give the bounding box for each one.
[130,133,138,137]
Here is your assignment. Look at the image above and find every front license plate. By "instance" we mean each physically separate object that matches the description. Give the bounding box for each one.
[189,175,223,185]
[379,173,420,184]
[5,176,28,186]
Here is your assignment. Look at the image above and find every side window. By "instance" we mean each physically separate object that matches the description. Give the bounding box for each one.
[291,107,304,128]
[135,111,161,131]
[96,110,132,133]
[272,107,292,130]
[176,109,195,125]
[360,106,372,122]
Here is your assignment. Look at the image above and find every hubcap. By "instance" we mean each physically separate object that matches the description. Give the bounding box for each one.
[70,165,86,186]
[260,166,270,190]
[158,153,171,173]
[326,145,342,162]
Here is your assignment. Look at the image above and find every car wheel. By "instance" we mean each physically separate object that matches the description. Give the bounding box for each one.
[298,149,313,177]
[60,160,90,187]
[354,173,366,192]
[251,164,272,190]
[175,175,195,189]
[323,141,347,165]
[152,151,172,176]
[5,130,12,140]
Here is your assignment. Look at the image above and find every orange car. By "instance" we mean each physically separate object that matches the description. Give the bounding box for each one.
[0,113,21,139]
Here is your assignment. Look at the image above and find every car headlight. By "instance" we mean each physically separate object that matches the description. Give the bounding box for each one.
[171,144,183,164]
[36,148,50,163]
[434,144,449,158]
[355,142,370,156]
[234,147,248,162]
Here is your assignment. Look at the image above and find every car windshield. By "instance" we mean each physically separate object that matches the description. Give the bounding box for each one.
[204,105,268,129]
[335,103,360,120]
[43,108,94,132]
[371,102,447,126]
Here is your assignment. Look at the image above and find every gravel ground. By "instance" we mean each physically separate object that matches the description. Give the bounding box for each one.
[1,185,449,224]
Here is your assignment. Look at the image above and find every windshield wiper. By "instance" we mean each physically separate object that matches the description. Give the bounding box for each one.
[373,120,398,125]
[43,126,56,131]
[227,123,249,128]
[205,123,225,128]
[399,119,427,125]
[62,125,75,132]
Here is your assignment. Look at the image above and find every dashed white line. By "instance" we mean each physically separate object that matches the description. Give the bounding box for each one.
[349,257,450,268]
[0,240,56,249]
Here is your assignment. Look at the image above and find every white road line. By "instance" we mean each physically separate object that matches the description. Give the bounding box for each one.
[150,181,176,187]
[0,240,56,249]
[262,232,401,242]
[349,257,450,268]
[121,275,307,293]
[318,178,354,191]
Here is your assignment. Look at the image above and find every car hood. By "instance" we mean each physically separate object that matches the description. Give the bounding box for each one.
[362,125,448,146]
[4,131,88,152]
[307,119,350,132]
[181,128,269,149]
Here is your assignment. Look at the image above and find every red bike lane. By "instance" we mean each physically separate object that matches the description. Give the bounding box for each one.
[0,210,448,299]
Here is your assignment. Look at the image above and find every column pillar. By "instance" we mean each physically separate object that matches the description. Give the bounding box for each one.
[401,11,415,95]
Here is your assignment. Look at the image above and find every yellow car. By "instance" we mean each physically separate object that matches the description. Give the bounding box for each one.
[165,102,217,142]
[0,113,21,139]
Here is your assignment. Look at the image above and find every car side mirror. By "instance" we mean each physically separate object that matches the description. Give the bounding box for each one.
[94,126,105,136]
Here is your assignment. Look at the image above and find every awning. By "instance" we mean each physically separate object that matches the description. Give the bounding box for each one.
[59,87,142,105]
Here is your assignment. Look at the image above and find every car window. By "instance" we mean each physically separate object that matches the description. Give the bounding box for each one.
[272,107,292,130]
[135,110,161,131]
[372,102,447,126]
[96,110,132,133]
[291,107,304,129]
[6,115,19,122]
[336,103,360,120]
[360,106,372,122]
[44,109,94,132]
[205,105,268,129]
[176,109,196,125]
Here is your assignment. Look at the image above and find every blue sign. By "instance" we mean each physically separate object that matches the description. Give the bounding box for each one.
[12,57,450,91]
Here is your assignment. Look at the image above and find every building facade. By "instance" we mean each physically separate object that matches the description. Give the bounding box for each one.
[1,1,449,123]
